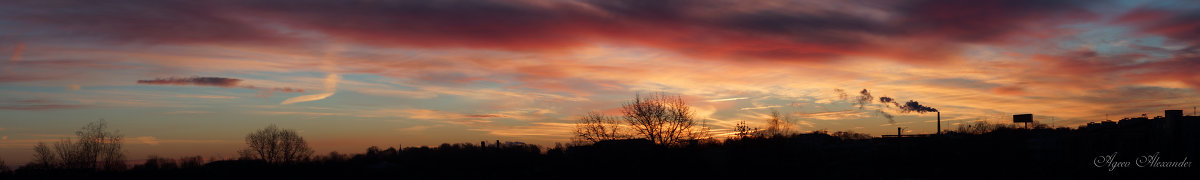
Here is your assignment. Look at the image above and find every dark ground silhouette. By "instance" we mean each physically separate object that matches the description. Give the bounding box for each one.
[2,112,1198,179]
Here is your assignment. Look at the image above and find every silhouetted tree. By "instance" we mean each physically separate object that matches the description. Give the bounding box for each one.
[831,130,872,140]
[135,155,177,170]
[811,129,829,135]
[621,93,707,145]
[179,156,204,169]
[323,151,348,162]
[733,120,754,138]
[51,120,125,170]
[573,112,627,143]
[53,138,77,168]
[366,146,383,157]
[239,124,313,164]
[954,121,1018,135]
[31,142,55,169]
[759,109,794,137]
[0,157,9,173]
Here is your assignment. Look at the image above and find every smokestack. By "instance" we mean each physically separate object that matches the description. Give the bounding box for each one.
[937,111,941,135]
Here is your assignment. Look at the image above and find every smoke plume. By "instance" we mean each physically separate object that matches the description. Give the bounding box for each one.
[898,100,938,113]
[876,109,895,124]
[839,88,939,124]
[879,96,900,107]
[833,88,849,100]
[855,89,873,109]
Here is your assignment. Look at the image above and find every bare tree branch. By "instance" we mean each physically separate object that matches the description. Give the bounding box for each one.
[240,124,313,164]
[621,93,707,145]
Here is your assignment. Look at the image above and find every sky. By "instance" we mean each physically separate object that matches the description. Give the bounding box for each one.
[2,0,1200,165]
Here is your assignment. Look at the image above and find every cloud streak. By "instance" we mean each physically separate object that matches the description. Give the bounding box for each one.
[137,77,243,87]
[136,76,307,97]
[281,73,340,105]
[0,98,88,111]
[708,97,749,102]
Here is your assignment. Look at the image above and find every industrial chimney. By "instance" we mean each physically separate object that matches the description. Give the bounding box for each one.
[937,111,941,135]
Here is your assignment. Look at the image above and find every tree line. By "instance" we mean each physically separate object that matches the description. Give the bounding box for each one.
[5,120,314,173]
[574,92,814,145]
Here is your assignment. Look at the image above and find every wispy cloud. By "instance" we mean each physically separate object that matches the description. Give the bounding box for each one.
[465,114,507,118]
[708,97,749,102]
[796,120,815,128]
[137,77,243,87]
[281,73,340,105]
[133,136,231,145]
[793,110,871,121]
[469,122,574,137]
[397,124,444,132]
[163,110,211,114]
[137,76,306,97]
[0,98,88,111]
[134,136,160,145]
[0,104,87,110]
[740,105,782,110]
[253,111,339,116]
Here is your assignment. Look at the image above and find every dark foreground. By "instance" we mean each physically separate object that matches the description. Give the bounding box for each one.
[5,121,1200,180]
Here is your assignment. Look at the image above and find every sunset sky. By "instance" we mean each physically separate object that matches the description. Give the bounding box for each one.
[2,0,1200,165]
